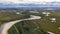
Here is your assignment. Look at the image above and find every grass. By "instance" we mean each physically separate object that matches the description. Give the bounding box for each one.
[0,11,30,26]
[0,10,60,34]
[33,11,60,34]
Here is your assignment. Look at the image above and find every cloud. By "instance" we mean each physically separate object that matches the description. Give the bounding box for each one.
[0,0,20,4]
[0,0,60,4]
[0,0,42,4]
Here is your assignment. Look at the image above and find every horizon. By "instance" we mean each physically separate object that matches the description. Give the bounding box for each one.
[0,0,60,9]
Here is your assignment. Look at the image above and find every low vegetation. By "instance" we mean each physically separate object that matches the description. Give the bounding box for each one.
[0,10,60,34]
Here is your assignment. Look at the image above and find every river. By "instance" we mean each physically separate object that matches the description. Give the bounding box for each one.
[0,15,41,34]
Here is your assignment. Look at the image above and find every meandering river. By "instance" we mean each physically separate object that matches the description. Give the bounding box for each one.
[0,15,41,34]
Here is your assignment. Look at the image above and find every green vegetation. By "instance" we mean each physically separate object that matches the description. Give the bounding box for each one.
[0,10,60,34]
[8,20,48,34]
[37,11,60,34]
[0,11,30,26]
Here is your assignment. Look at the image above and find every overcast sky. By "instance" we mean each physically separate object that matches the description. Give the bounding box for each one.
[0,0,60,4]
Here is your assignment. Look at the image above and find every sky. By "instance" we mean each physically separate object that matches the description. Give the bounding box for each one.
[0,0,60,8]
[0,0,60,4]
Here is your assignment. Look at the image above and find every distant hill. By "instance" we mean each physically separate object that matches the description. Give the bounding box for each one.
[0,3,60,10]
